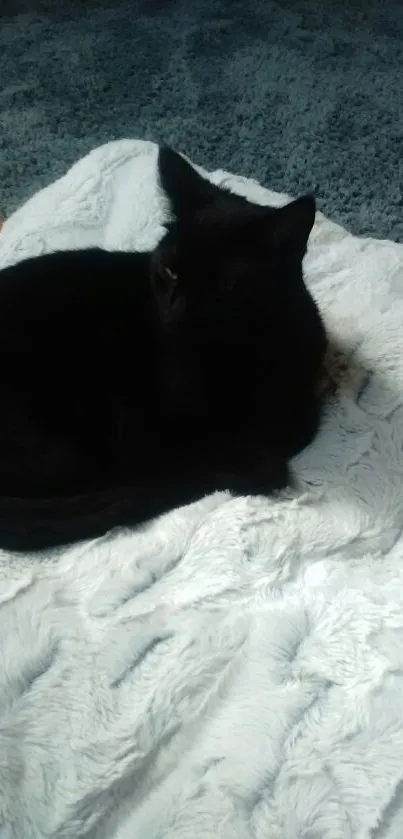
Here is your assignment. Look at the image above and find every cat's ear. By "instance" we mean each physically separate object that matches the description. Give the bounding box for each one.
[158,146,220,219]
[268,195,316,253]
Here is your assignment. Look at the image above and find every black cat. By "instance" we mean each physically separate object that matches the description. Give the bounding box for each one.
[0,147,327,551]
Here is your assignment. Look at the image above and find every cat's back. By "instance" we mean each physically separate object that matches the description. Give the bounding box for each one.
[0,248,150,319]
[0,247,155,387]
[0,247,155,365]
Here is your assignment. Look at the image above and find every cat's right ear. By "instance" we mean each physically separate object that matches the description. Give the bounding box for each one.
[158,146,219,220]
[268,195,316,254]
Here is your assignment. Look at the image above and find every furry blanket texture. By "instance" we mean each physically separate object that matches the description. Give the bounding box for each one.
[0,140,403,839]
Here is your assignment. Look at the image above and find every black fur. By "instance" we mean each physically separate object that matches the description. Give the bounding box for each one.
[0,147,327,551]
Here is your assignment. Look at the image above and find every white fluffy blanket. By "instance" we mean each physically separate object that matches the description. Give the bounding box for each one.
[1,140,403,839]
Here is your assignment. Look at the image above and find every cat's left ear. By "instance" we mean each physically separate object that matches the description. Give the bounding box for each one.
[268,195,316,253]
[158,146,220,219]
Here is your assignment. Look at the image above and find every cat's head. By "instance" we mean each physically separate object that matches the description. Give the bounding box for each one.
[152,147,327,389]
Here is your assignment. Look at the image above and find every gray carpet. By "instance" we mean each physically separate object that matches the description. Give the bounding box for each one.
[1,0,403,240]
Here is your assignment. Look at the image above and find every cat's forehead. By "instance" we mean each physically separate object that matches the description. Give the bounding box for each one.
[198,195,273,227]
[178,196,275,249]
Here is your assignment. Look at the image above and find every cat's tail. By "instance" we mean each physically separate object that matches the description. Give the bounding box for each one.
[0,483,202,553]
[0,453,290,553]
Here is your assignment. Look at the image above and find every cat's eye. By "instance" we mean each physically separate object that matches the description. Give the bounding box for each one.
[153,263,179,298]
[164,267,178,282]
[157,265,178,286]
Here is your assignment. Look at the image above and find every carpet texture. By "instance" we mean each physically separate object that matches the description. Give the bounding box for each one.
[1,0,403,239]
